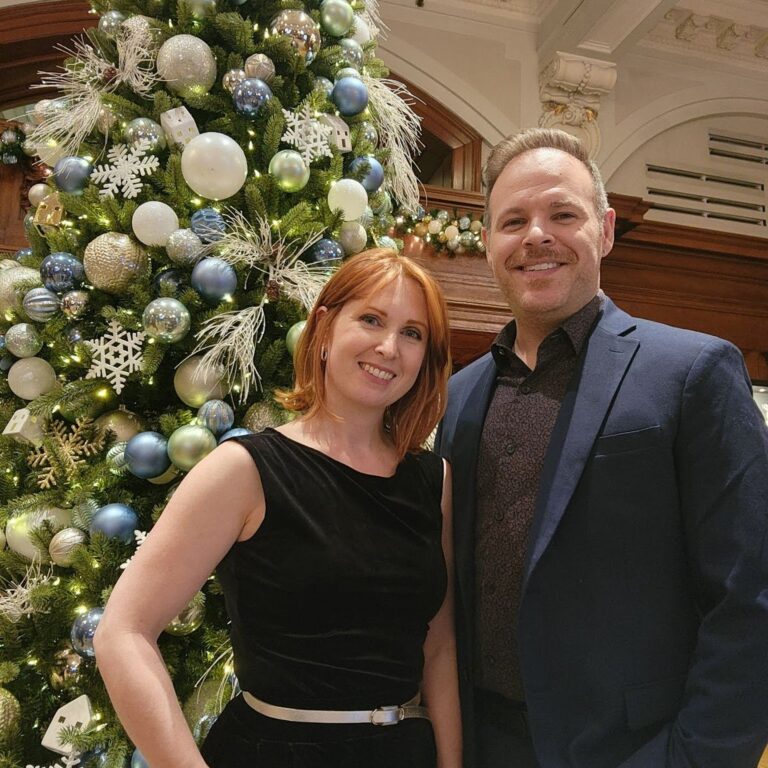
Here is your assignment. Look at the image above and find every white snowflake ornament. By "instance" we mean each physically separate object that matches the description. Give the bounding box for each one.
[120,529,148,570]
[3,407,45,446]
[160,106,199,147]
[90,138,160,199]
[318,114,351,153]
[282,105,333,164]
[85,319,145,394]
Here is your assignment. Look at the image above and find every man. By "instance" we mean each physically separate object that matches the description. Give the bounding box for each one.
[435,128,768,768]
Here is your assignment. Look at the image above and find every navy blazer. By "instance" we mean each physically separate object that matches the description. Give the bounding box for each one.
[435,297,768,768]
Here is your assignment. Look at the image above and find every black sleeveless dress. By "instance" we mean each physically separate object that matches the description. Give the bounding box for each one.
[200,429,447,768]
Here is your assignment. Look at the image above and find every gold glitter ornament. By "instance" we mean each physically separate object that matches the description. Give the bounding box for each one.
[49,646,84,690]
[61,289,89,319]
[243,401,285,432]
[83,232,149,294]
[222,68,247,94]
[269,10,322,64]
[0,687,21,742]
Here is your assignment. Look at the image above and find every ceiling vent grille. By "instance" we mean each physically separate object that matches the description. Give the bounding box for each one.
[709,133,768,166]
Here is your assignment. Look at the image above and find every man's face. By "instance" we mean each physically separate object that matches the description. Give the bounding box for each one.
[483,148,615,327]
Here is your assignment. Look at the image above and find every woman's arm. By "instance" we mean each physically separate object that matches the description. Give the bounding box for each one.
[422,460,462,768]
[93,440,265,768]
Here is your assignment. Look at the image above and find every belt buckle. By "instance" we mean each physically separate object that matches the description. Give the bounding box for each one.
[370,705,403,726]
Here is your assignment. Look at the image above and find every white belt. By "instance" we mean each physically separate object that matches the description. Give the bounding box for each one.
[242,691,430,726]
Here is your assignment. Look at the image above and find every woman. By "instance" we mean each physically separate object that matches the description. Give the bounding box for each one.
[95,249,462,768]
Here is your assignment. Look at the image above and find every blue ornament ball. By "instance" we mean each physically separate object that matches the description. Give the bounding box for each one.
[40,252,85,293]
[198,399,235,436]
[191,257,238,303]
[190,208,226,244]
[331,77,368,117]
[23,287,60,322]
[131,750,150,768]
[125,431,171,479]
[71,607,104,658]
[90,503,138,543]
[153,268,185,296]
[349,155,384,194]
[232,78,273,118]
[0,354,13,373]
[52,156,93,195]
[218,427,252,444]
[306,238,344,265]
[378,236,398,250]
[14,247,33,262]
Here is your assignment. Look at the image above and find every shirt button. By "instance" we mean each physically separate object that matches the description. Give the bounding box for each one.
[520,384,531,394]
[505,443,515,456]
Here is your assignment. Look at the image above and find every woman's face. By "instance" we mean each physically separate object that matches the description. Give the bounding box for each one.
[322,276,429,415]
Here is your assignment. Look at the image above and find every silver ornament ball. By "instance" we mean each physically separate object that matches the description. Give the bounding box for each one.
[98,10,126,37]
[61,290,90,319]
[244,54,275,82]
[142,297,191,343]
[156,35,217,96]
[5,323,43,358]
[49,527,87,567]
[124,118,166,153]
[222,68,247,94]
[166,228,203,267]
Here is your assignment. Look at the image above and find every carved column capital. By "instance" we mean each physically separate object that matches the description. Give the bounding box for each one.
[538,52,617,157]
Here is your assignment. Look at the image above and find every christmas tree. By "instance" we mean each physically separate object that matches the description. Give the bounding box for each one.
[0,0,421,764]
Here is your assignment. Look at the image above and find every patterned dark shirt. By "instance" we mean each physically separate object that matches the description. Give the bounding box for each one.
[474,294,603,701]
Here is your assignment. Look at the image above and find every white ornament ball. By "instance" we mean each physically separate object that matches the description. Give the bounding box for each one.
[181,133,248,201]
[36,140,68,168]
[444,225,459,240]
[338,221,367,255]
[327,179,368,221]
[33,99,52,125]
[156,35,217,96]
[6,507,71,561]
[132,202,179,246]
[351,15,372,45]
[29,183,51,207]
[49,527,87,567]
[427,219,443,235]
[8,357,58,400]
[174,356,229,407]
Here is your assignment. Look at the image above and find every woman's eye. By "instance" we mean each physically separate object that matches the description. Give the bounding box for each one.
[403,328,423,341]
[360,314,380,326]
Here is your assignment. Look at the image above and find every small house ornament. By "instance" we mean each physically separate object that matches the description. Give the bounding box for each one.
[3,407,45,446]
[33,190,64,234]
[41,694,94,755]
[318,114,351,153]
[160,107,199,147]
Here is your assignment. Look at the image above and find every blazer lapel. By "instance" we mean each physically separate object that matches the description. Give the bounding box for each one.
[524,305,639,583]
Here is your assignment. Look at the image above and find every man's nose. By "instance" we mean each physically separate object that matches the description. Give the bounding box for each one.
[522,218,555,248]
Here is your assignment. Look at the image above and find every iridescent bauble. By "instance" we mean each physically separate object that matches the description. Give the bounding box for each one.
[222,68,247,93]
[49,527,87,567]
[70,607,104,658]
[314,76,334,97]
[379,235,398,250]
[95,410,145,443]
[180,0,216,18]
[182,132,248,201]
[331,77,368,116]
[98,10,126,37]
[349,155,384,193]
[218,427,252,443]
[285,320,306,356]
[356,121,378,146]
[132,201,179,246]
[269,10,321,63]
[459,215,471,231]
[61,290,89,319]
[156,35,217,96]
[165,593,206,635]
[106,441,129,475]
[334,66,360,82]
[8,356,58,400]
[49,646,84,690]
[52,156,93,195]
[327,179,368,221]
[0,265,41,315]
[0,687,20,740]
[268,150,310,192]
[90,503,138,543]
[340,38,364,69]
[339,221,367,255]
[306,238,343,264]
[168,424,217,471]
[166,228,203,266]
[123,117,166,153]
[244,53,275,82]
[40,252,85,293]
[459,230,475,247]
[28,182,51,206]
[84,233,149,294]
[5,506,71,561]
[191,258,238,303]
[142,297,191,343]
[232,78,273,118]
[23,286,59,322]
[243,401,283,432]
[190,208,225,243]
[125,431,171,479]
[197,399,235,436]
[320,0,354,36]
[174,356,229,407]
[5,323,42,358]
